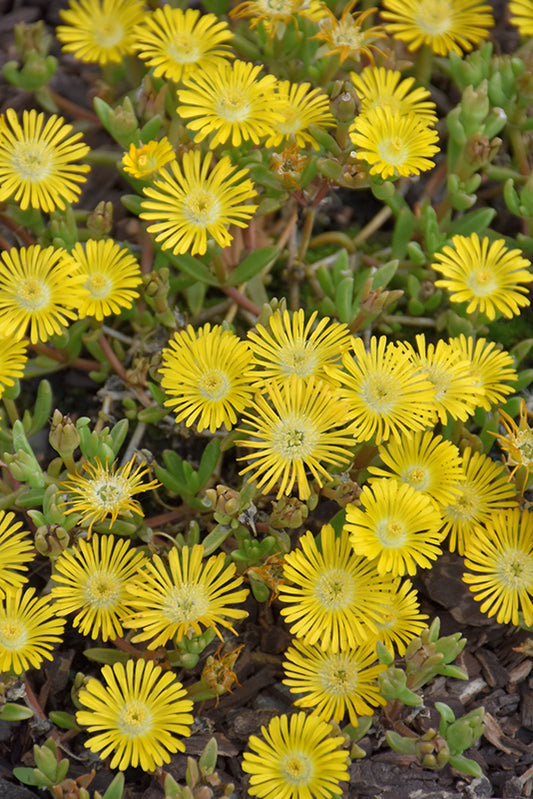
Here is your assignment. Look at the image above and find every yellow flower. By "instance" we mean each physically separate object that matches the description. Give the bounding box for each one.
[0,109,90,212]
[0,511,34,598]
[160,323,254,433]
[365,578,428,657]
[177,61,280,148]
[493,399,533,495]
[332,335,436,445]
[246,308,352,387]
[51,535,148,641]
[124,544,249,649]
[56,0,145,64]
[433,233,532,320]
[61,457,160,535]
[0,587,65,675]
[70,239,143,321]
[350,107,439,180]
[132,6,233,84]
[122,138,176,179]
[403,334,484,423]
[283,640,385,725]
[264,80,335,151]
[350,66,437,123]
[463,508,533,626]
[448,335,517,411]
[0,245,84,344]
[242,711,349,799]
[440,448,518,556]
[230,0,326,39]
[0,338,28,400]
[381,0,493,56]
[312,1,385,64]
[237,378,354,501]
[140,150,257,256]
[345,478,444,576]
[279,524,395,652]
[510,0,533,36]
[76,659,194,771]
[368,430,463,506]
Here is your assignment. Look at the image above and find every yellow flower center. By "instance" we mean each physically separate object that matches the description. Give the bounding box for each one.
[162,583,210,623]
[405,466,429,489]
[0,618,28,650]
[93,15,124,47]
[117,700,152,737]
[497,549,533,590]
[18,278,50,310]
[278,342,319,378]
[12,141,53,182]
[469,267,497,296]
[314,567,354,610]
[318,652,359,695]
[86,273,112,299]
[184,189,219,226]
[376,518,406,546]
[276,106,303,135]
[259,0,295,14]
[166,35,200,64]
[360,373,396,413]
[332,22,365,50]
[198,369,231,401]
[444,485,479,522]
[216,92,251,122]
[272,413,319,460]
[378,136,407,166]
[281,752,314,784]
[84,570,121,608]
[88,476,130,512]
[415,0,453,35]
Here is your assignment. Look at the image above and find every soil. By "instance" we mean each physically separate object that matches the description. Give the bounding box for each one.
[0,1,532,798]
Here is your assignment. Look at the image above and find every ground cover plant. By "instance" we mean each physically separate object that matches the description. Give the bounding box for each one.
[0,0,533,797]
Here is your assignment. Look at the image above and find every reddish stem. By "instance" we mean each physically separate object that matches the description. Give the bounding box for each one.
[0,214,35,247]
[49,90,100,124]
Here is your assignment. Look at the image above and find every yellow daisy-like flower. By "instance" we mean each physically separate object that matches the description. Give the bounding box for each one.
[402,334,484,423]
[61,457,160,535]
[0,587,65,675]
[0,511,34,598]
[177,61,280,149]
[56,0,145,65]
[263,80,335,151]
[0,109,90,213]
[122,138,176,180]
[440,448,518,556]
[51,535,147,641]
[132,6,233,84]
[345,478,445,576]
[368,430,463,506]
[160,323,254,433]
[0,245,84,344]
[349,107,439,180]
[124,544,249,649]
[140,150,257,257]
[510,0,533,35]
[381,0,494,56]
[247,309,352,387]
[0,338,28,400]
[70,239,143,322]
[242,711,349,799]
[237,377,354,501]
[230,0,326,38]
[279,524,395,652]
[365,578,428,657]
[448,335,517,411]
[76,659,194,771]
[312,1,385,64]
[493,399,533,495]
[332,335,436,445]
[433,233,532,321]
[463,508,533,627]
[283,640,385,725]
[350,66,437,123]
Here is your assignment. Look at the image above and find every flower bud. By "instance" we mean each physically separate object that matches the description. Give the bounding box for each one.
[49,410,80,460]
[34,524,70,558]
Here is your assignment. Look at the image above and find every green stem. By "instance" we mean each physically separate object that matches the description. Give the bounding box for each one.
[414,44,434,86]
[2,398,19,426]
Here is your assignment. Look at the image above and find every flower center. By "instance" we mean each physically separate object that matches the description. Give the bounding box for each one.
[216,92,251,122]
[281,752,314,785]
[318,652,359,695]
[276,106,303,135]
[94,16,124,47]
[166,35,201,64]
[405,465,429,489]
[360,373,396,413]
[314,567,354,609]
[184,189,219,226]
[444,485,479,522]
[0,618,28,650]
[272,413,319,461]
[12,141,53,181]
[376,518,406,546]
[117,700,152,737]
[89,477,129,512]
[86,273,112,299]
[415,0,453,34]
[278,342,319,378]
[18,278,50,311]
[198,369,230,401]
[378,136,406,166]
[332,23,364,49]
[84,570,121,608]
[469,267,497,296]
[162,583,210,623]
[497,549,533,590]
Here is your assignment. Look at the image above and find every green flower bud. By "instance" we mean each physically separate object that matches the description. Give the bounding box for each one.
[49,410,80,460]
[34,525,70,558]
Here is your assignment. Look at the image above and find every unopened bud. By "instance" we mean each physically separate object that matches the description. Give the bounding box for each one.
[34,524,70,557]
[87,201,113,238]
[49,410,80,459]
